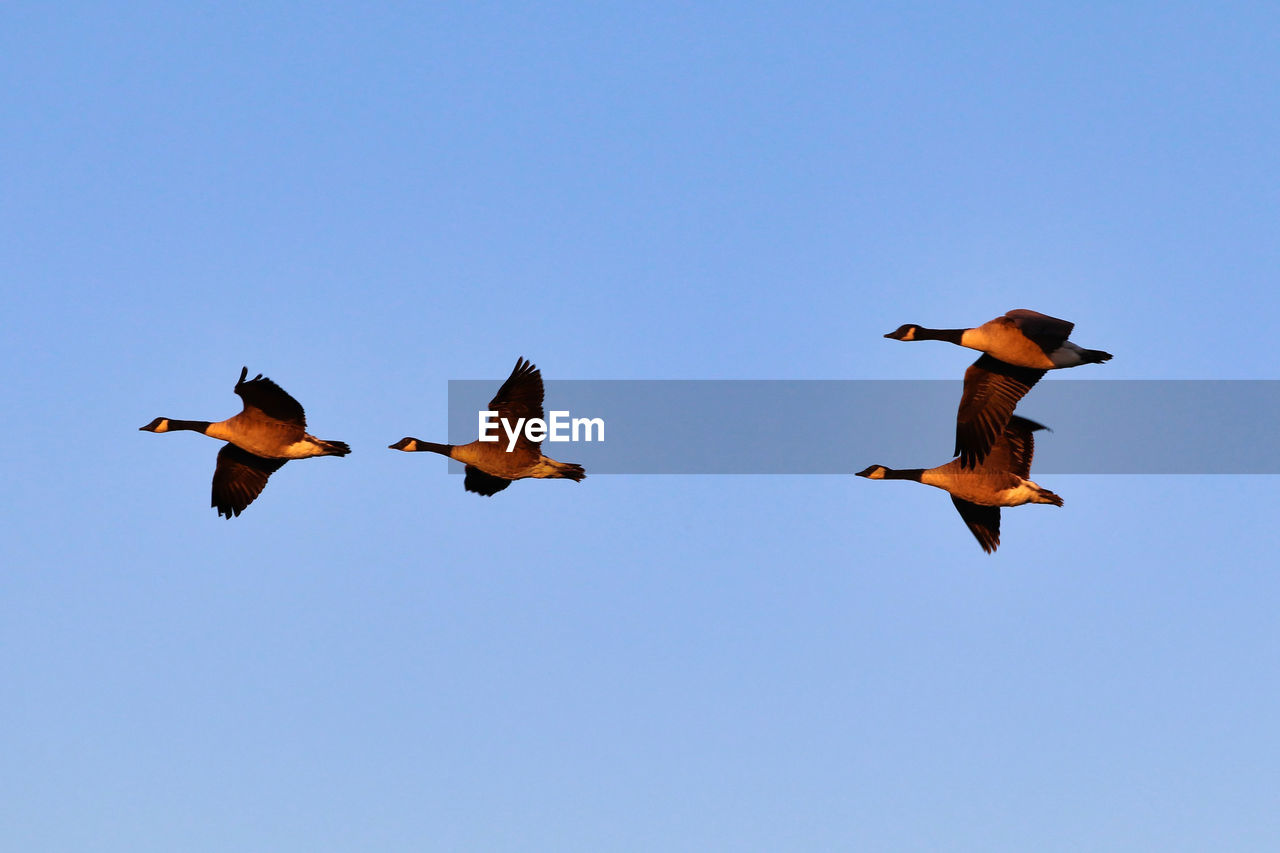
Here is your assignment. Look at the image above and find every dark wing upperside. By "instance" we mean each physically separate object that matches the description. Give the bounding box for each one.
[464,465,512,496]
[488,357,545,421]
[487,357,545,452]
[950,496,1001,554]
[1004,309,1074,355]
[234,366,307,426]
[981,415,1049,479]
[955,355,1046,469]
[212,443,287,518]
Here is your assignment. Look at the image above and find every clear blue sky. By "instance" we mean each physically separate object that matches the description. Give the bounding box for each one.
[4,3,1280,850]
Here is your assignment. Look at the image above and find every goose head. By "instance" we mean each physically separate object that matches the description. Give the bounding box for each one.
[139,417,171,432]
[389,437,421,451]
[855,465,889,479]
[883,324,920,341]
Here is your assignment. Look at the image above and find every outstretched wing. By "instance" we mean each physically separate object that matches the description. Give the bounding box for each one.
[212,443,287,518]
[950,497,1001,554]
[981,415,1048,479]
[955,355,1045,468]
[464,465,512,496]
[1004,309,1074,355]
[234,366,307,427]
[487,357,545,452]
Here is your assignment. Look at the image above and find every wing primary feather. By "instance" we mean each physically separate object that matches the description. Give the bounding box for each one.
[233,367,308,426]
[950,496,1001,553]
[212,443,287,518]
[954,355,1046,468]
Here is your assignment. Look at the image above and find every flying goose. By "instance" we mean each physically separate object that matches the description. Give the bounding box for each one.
[140,367,350,518]
[884,309,1111,468]
[389,357,586,496]
[855,415,1061,553]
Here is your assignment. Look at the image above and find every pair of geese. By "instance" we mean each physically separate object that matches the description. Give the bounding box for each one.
[859,308,1112,552]
[140,358,585,518]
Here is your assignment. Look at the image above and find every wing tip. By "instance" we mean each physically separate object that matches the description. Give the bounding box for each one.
[1007,415,1051,434]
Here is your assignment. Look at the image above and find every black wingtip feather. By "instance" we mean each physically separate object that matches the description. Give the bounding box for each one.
[1007,416,1050,434]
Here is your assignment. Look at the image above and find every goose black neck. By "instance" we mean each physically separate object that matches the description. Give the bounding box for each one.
[914,328,965,344]
[170,419,213,432]
[885,468,925,481]
[415,441,454,456]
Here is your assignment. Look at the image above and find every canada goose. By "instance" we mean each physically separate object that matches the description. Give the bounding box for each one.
[389,357,586,496]
[885,309,1111,467]
[140,367,350,518]
[855,415,1061,553]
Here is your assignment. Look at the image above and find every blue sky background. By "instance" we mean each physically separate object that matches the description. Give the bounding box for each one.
[4,2,1279,850]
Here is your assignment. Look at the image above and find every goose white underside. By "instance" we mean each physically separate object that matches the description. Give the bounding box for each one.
[1049,341,1092,367]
